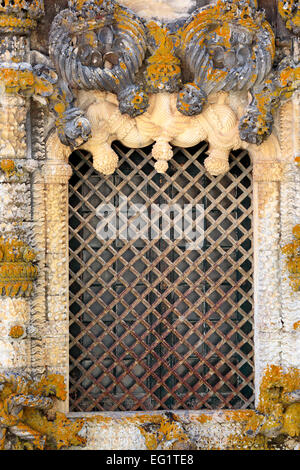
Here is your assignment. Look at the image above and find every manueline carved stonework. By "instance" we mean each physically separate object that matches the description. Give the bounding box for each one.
[0,372,85,449]
[0,0,298,176]
[44,0,299,168]
[0,0,299,451]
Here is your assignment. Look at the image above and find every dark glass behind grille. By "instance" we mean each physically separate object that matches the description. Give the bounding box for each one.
[69,142,254,412]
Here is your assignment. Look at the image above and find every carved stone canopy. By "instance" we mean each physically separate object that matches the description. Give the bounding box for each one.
[2,0,299,175]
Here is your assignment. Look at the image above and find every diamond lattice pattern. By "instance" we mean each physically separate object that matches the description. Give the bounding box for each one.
[69,142,254,411]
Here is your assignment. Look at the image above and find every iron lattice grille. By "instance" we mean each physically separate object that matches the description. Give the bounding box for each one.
[69,142,254,412]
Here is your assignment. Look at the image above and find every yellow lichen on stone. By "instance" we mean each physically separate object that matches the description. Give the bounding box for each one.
[0,67,54,98]
[0,373,86,450]
[9,325,24,338]
[145,21,181,92]
[258,365,300,439]
[22,409,86,450]
[0,237,38,297]
[278,0,300,31]
[293,320,300,330]
[282,404,300,437]
[220,366,300,449]
[28,374,67,402]
[258,365,300,413]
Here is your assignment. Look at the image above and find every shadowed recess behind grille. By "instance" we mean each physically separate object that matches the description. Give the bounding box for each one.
[69,142,254,412]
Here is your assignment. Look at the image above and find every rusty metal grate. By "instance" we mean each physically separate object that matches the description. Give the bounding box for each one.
[69,142,254,412]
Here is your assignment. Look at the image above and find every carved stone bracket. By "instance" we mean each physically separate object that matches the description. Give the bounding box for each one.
[0,0,297,177]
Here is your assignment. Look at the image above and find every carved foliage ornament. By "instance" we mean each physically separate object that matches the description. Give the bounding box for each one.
[46,0,300,163]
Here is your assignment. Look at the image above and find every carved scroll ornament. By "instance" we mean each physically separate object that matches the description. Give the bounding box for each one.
[2,0,299,175]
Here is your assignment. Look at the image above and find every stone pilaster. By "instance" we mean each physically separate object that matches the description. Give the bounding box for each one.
[0,2,44,376]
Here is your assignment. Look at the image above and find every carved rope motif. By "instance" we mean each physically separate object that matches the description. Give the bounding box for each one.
[47,0,300,155]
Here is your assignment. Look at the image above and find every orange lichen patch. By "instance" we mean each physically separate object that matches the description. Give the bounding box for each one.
[0,373,86,450]
[279,67,298,87]
[124,414,166,426]
[53,102,66,115]
[29,374,67,402]
[224,410,258,423]
[258,365,300,414]
[293,320,300,330]
[225,432,269,450]
[0,237,38,297]
[0,67,54,97]
[217,366,300,448]
[22,409,86,450]
[0,14,37,31]
[145,21,181,91]
[179,0,273,55]
[0,0,43,12]
[73,0,104,12]
[282,403,300,437]
[251,63,300,137]
[279,0,300,30]
[9,325,24,338]
[293,224,300,238]
[191,414,213,425]
[257,365,300,439]
[0,159,16,177]
[91,415,114,424]
[137,415,189,450]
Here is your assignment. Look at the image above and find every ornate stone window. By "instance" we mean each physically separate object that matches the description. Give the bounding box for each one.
[0,0,299,451]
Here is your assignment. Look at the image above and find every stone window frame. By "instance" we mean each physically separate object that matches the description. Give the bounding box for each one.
[30,91,300,447]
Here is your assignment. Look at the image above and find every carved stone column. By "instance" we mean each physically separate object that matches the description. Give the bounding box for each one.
[42,135,72,411]
[0,2,43,376]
